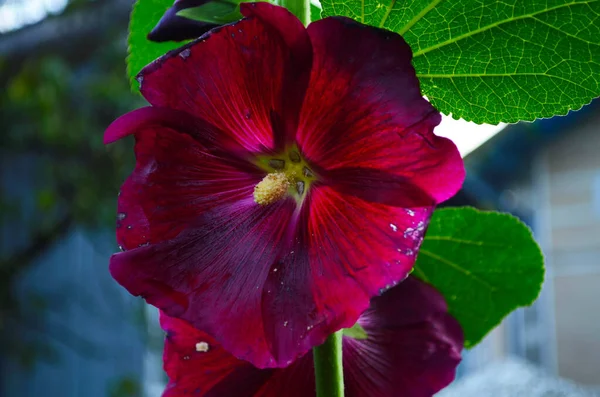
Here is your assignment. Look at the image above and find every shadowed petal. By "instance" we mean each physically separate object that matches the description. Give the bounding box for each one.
[344,277,464,397]
[139,3,312,152]
[110,198,301,368]
[159,277,463,396]
[323,167,435,207]
[297,17,464,205]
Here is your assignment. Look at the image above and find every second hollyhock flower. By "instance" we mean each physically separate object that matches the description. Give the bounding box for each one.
[160,277,464,396]
[106,3,464,368]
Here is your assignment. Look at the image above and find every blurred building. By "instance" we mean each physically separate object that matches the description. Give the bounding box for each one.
[0,154,146,397]
[1,1,147,396]
[452,98,600,392]
[439,358,594,397]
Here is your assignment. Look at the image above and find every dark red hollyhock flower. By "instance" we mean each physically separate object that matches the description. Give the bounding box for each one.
[106,3,464,368]
[160,277,464,397]
[148,0,221,42]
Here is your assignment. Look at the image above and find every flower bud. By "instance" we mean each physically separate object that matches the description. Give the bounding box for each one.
[148,0,239,42]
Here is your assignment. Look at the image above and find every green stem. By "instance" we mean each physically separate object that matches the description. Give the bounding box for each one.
[313,330,345,397]
[278,0,310,25]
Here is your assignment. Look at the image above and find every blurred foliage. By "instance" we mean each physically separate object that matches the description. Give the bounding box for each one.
[0,1,145,367]
[1,42,142,227]
[108,376,142,397]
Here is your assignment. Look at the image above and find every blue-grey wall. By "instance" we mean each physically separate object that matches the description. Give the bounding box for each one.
[1,153,145,397]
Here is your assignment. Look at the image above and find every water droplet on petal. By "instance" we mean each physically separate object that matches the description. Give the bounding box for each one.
[406,209,415,216]
[283,321,288,327]
[179,48,191,59]
[118,245,125,252]
[117,213,126,221]
[136,75,143,86]
[183,355,190,360]
[390,223,398,232]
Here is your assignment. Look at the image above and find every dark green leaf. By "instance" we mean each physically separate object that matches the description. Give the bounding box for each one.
[413,207,544,348]
[177,0,242,24]
[320,0,600,124]
[127,0,190,90]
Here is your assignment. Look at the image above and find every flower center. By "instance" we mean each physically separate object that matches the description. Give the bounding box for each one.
[253,149,316,206]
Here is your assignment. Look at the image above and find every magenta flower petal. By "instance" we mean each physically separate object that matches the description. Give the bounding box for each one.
[301,186,434,333]
[138,3,312,152]
[160,277,463,397]
[298,17,464,204]
[105,106,261,250]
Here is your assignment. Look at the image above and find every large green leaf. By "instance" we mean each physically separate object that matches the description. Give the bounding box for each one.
[127,0,190,90]
[311,2,322,21]
[413,207,544,348]
[320,0,600,124]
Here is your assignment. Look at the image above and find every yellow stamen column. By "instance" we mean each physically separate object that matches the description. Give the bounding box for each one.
[253,172,291,205]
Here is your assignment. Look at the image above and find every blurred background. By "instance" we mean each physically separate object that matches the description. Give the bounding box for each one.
[0,0,599,396]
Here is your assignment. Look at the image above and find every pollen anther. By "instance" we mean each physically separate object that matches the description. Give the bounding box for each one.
[254,172,290,205]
